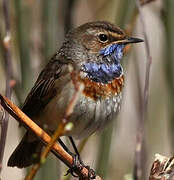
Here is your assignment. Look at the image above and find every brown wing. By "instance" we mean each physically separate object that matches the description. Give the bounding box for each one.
[22,58,66,118]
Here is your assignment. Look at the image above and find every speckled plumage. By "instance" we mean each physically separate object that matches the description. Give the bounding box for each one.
[8,21,143,168]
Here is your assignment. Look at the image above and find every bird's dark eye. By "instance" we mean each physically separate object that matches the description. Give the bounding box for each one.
[98,33,108,42]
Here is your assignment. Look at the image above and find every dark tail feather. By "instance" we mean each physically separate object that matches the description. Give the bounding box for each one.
[8,133,43,168]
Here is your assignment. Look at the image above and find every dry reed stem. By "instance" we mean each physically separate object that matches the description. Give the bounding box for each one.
[133,1,152,180]
[0,0,14,173]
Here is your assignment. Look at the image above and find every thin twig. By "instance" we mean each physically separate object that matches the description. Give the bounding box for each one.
[0,94,73,166]
[0,94,102,180]
[133,1,152,180]
[0,0,14,173]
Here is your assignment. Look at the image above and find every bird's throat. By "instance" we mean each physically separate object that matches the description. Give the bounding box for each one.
[83,62,123,84]
[82,44,124,84]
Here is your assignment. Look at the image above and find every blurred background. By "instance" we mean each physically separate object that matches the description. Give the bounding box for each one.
[0,0,173,179]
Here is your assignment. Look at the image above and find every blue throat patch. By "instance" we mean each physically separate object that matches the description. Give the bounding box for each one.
[100,43,124,60]
[83,44,124,84]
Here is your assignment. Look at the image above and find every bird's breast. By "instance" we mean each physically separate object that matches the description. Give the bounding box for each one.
[78,73,124,100]
[34,72,124,139]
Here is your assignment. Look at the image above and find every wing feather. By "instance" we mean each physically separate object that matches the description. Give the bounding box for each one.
[22,59,65,118]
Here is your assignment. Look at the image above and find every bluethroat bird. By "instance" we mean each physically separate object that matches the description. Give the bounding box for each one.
[8,21,143,168]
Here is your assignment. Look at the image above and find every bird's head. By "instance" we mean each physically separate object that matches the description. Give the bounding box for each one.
[59,21,143,83]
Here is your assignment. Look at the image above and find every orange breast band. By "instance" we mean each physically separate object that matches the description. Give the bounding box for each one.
[79,75,124,100]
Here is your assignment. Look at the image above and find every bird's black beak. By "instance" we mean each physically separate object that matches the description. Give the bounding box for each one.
[116,37,144,45]
[126,37,144,44]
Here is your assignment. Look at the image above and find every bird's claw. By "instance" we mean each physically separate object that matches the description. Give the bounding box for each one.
[65,154,83,177]
[65,154,96,179]
[85,165,96,179]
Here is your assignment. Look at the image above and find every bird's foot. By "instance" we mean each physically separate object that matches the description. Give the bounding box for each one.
[65,154,83,177]
[65,154,96,179]
[84,165,96,179]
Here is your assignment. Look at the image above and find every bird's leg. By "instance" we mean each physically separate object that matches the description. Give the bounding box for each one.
[58,137,81,163]
[68,136,96,179]
[58,138,72,155]
[68,136,83,164]
[65,136,84,177]
[58,138,82,177]
[58,137,96,179]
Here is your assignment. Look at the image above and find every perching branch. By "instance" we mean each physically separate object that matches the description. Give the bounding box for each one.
[133,1,152,180]
[0,0,14,173]
[0,81,102,180]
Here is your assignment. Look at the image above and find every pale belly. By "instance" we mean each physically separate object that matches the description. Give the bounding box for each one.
[33,79,122,139]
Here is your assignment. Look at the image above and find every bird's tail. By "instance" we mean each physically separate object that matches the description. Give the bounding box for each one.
[8,133,43,168]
